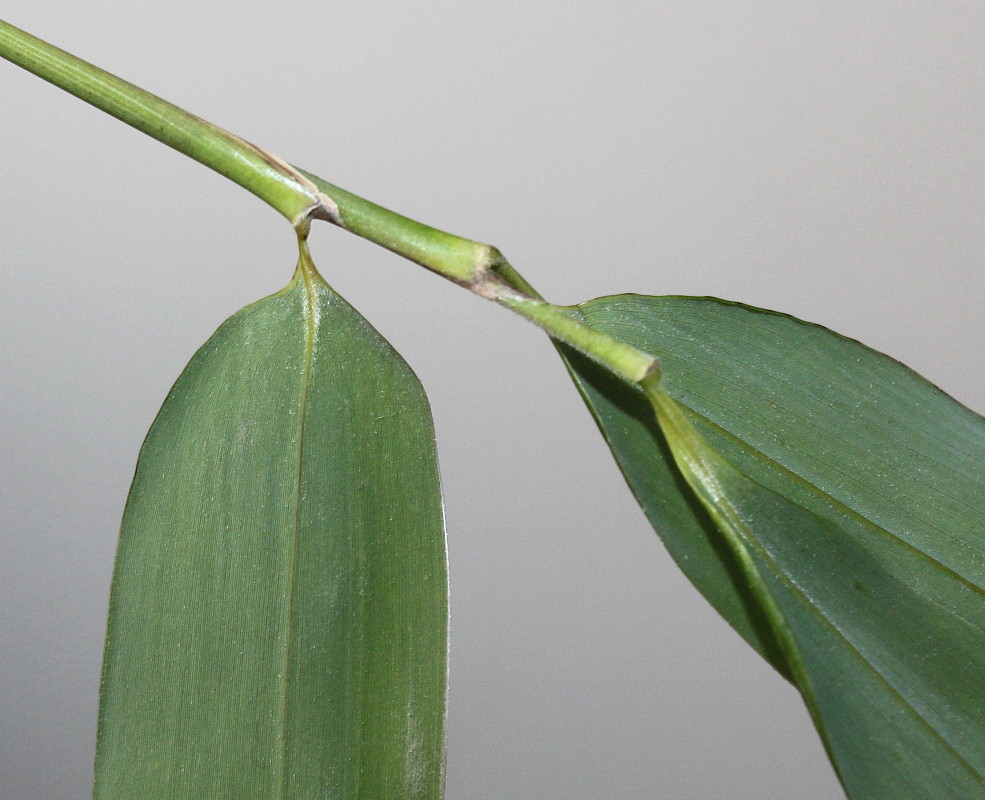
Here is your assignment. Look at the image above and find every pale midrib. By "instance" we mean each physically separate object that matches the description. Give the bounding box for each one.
[274,273,318,800]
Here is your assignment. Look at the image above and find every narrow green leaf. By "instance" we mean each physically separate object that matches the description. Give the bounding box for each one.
[94,253,448,799]
[563,295,985,800]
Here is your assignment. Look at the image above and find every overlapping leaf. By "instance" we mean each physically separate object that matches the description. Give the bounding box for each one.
[562,295,985,800]
[94,253,448,799]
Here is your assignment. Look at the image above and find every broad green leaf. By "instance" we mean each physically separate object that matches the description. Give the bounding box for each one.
[562,295,985,800]
[94,252,447,800]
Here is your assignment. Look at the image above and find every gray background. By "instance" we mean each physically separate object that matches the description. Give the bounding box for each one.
[1,3,982,798]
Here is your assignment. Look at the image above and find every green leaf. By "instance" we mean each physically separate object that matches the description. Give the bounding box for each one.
[94,251,448,800]
[562,295,985,800]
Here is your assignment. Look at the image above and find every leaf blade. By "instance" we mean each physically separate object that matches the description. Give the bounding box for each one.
[94,264,447,799]
[564,294,985,799]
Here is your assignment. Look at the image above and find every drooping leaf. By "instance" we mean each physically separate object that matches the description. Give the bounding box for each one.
[94,251,448,800]
[562,295,985,800]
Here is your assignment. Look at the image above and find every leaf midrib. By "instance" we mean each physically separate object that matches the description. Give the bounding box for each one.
[274,271,318,800]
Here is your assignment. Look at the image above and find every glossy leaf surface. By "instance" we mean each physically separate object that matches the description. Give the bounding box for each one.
[94,257,447,799]
[563,295,985,800]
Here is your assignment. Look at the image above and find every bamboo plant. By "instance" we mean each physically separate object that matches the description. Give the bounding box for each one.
[1,16,983,800]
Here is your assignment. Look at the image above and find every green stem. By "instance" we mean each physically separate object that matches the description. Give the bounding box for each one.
[297,170,492,284]
[299,171,661,386]
[0,18,329,227]
[0,17,658,386]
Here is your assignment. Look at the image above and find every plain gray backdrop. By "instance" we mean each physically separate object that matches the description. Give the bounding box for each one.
[2,3,982,798]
